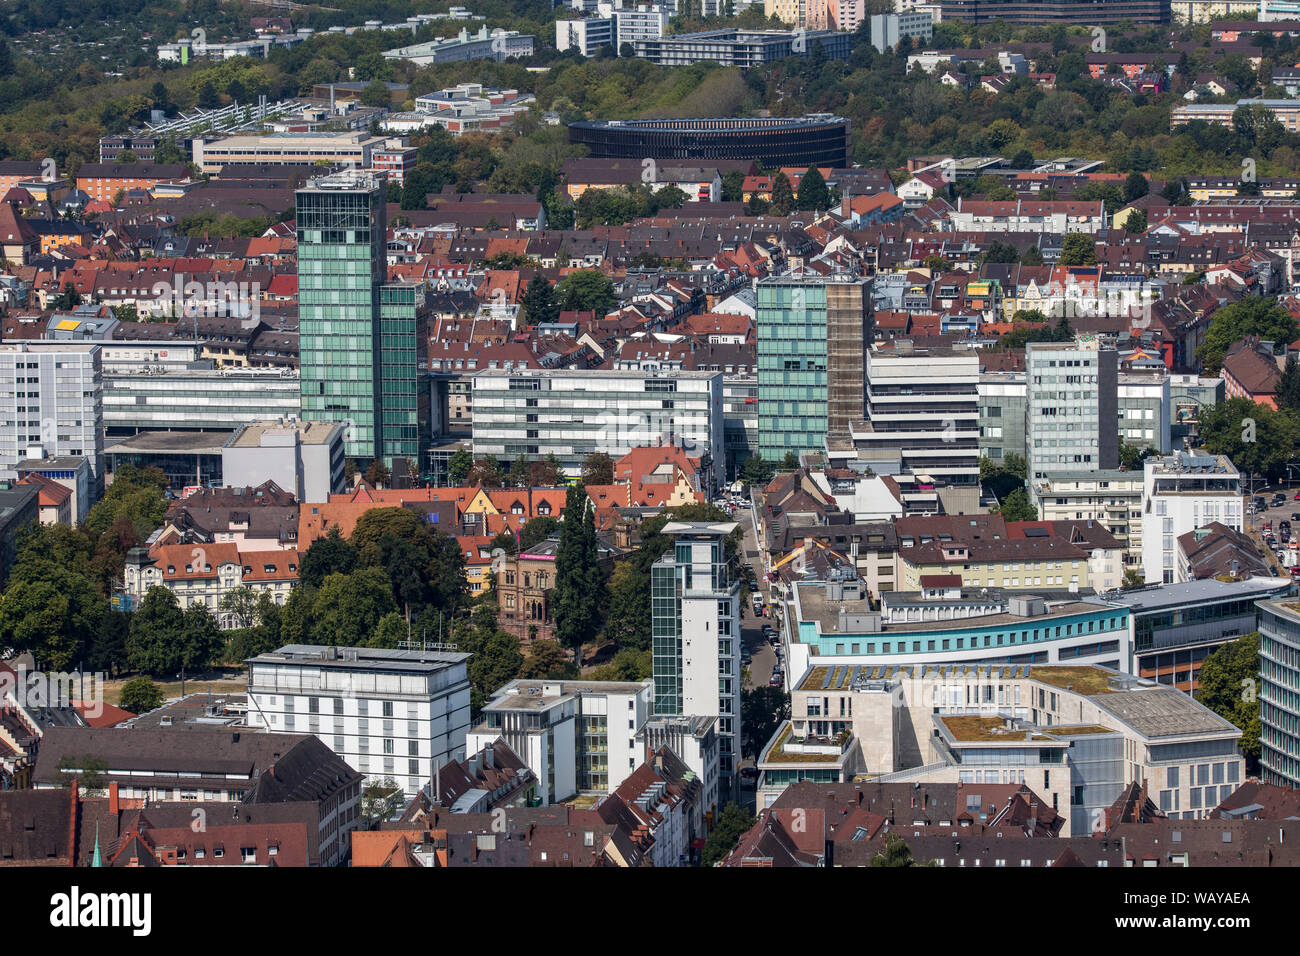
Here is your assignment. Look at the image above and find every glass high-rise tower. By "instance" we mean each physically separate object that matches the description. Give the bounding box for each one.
[296,172,388,461]
[756,275,872,462]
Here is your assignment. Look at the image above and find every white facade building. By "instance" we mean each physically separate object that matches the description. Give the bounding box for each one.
[246,644,473,799]
[471,368,725,492]
[1141,452,1242,584]
[651,522,742,800]
[221,419,345,503]
[465,679,653,803]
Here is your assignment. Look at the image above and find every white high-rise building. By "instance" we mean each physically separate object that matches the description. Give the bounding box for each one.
[246,644,473,799]
[651,522,741,800]
[1141,452,1242,584]
[0,342,103,494]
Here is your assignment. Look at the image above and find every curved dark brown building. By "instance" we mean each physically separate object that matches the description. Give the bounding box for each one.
[568,114,851,169]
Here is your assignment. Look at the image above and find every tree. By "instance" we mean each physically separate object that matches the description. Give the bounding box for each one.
[521,274,559,325]
[871,834,934,867]
[588,647,652,681]
[364,459,391,488]
[556,269,617,316]
[781,451,799,471]
[605,561,651,651]
[701,802,755,865]
[770,171,795,216]
[179,603,223,673]
[1279,355,1300,414]
[1021,245,1045,266]
[996,487,1038,522]
[1001,452,1027,480]
[1122,568,1144,588]
[1196,298,1299,374]
[466,456,504,488]
[1123,172,1150,203]
[519,516,561,551]
[127,587,186,677]
[740,453,774,487]
[582,452,615,486]
[368,611,408,649]
[1123,208,1148,234]
[721,168,745,202]
[119,676,163,715]
[448,448,474,485]
[298,527,359,589]
[553,485,604,653]
[361,79,391,108]
[219,586,259,631]
[312,568,400,646]
[741,687,790,759]
[518,640,578,679]
[796,166,831,211]
[1058,233,1098,267]
[1197,632,1261,772]
[1199,397,1300,482]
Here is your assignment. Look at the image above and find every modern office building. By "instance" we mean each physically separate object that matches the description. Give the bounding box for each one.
[978,369,1027,465]
[471,368,725,491]
[103,370,300,434]
[631,27,851,66]
[568,115,852,168]
[194,131,387,174]
[1171,99,1300,133]
[1096,576,1289,691]
[221,419,346,503]
[1257,598,1300,788]
[464,678,654,803]
[651,522,742,800]
[296,171,388,461]
[866,10,935,51]
[1026,342,1119,498]
[852,342,980,515]
[0,342,104,494]
[381,27,535,65]
[555,16,615,54]
[378,282,431,474]
[756,275,872,462]
[941,0,1172,25]
[1140,452,1242,584]
[758,663,1242,831]
[787,572,1131,681]
[246,644,473,800]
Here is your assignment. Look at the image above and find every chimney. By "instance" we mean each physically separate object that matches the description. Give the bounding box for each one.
[109,782,120,816]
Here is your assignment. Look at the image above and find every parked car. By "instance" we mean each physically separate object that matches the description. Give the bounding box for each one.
[1272,566,1281,576]
[768,674,782,686]
[739,766,759,781]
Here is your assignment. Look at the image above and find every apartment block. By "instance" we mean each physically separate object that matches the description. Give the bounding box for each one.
[195,131,386,174]
[246,644,473,800]
[465,678,654,803]
[1141,452,1242,585]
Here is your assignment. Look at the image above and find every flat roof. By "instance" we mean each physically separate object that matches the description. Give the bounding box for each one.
[1092,576,1287,612]
[484,678,650,712]
[105,430,235,455]
[228,420,341,447]
[1092,686,1240,739]
[247,644,471,672]
[795,582,1107,635]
